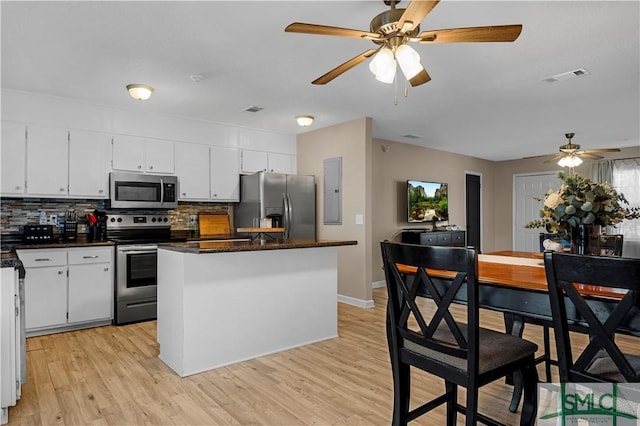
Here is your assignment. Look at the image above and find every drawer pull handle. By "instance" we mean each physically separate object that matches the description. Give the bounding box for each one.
[34,258,51,261]
[82,255,99,259]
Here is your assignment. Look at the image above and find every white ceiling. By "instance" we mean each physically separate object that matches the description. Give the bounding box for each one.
[2,1,638,161]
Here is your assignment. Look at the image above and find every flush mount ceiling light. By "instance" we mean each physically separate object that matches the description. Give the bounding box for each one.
[295,115,314,127]
[126,84,154,100]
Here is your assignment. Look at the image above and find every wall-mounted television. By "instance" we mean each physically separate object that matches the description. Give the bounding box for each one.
[407,180,449,224]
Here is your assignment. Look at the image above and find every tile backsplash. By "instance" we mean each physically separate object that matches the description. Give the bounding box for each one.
[1,198,231,235]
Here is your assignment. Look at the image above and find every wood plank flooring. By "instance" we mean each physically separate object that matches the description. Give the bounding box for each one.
[9,287,637,425]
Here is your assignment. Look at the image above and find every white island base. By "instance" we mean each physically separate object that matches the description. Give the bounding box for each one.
[157,246,339,377]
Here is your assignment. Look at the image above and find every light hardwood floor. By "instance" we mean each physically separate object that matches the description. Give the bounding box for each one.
[9,287,636,425]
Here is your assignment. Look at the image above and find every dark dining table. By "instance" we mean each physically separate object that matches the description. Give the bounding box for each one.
[398,250,640,336]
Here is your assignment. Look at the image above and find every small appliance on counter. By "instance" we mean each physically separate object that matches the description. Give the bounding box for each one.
[22,225,56,243]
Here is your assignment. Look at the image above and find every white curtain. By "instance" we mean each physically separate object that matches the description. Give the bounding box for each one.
[612,158,640,258]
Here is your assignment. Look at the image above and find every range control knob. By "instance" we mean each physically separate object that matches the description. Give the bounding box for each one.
[152,218,157,222]
[117,218,123,223]
[110,218,116,222]
[163,217,169,222]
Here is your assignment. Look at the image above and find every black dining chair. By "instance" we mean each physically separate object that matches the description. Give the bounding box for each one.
[544,251,640,383]
[380,242,539,426]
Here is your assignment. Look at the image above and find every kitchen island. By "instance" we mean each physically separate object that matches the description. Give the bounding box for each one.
[156,238,357,377]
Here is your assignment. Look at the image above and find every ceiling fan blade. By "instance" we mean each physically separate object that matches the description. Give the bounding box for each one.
[312,49,379,85]
[285,22,381,40]
[543,154,565,163]
[579,153,604,160]
[417,24,523,43]
[398,0,440,33]
[409,67,431,87]
[581,148,621,154]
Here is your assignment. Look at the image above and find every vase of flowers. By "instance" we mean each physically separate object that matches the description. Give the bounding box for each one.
[525,172,640,255]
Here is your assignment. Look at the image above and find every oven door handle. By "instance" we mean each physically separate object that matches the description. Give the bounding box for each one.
[118,249,157,255]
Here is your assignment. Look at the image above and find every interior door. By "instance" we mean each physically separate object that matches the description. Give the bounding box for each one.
[513,172,561,251]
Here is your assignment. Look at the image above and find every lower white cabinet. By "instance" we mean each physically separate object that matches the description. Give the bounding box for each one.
[17,246,114,336]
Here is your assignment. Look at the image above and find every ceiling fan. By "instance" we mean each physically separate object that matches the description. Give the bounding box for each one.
[284,0,523,87]
[543,133,621,167]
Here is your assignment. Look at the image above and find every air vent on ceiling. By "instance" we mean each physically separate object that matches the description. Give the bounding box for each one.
[243,106,263,113]
[542,68,591,84]
[402,134,422,139]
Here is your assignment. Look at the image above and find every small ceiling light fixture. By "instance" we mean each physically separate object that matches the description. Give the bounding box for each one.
[126,84,154,100]
[295,115,314,127]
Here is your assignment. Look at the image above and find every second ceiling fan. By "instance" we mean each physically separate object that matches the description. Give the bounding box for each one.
[285,0,523,86]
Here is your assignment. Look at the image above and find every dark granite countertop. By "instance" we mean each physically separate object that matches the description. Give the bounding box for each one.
[1,252,25,277]
[159,238,358,254]
[7,236,115,251]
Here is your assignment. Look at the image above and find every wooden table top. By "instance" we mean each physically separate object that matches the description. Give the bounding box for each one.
[397,250,626,301]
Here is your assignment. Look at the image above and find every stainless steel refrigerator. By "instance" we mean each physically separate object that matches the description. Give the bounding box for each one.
[235,172,316,239]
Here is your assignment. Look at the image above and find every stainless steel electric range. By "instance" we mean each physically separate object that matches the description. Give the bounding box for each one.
[106,212,186,325]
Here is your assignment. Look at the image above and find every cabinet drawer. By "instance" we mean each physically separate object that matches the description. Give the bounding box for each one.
[436,232,451,245]
[420,233,438,245]
[451,231,466,246]
[68,247,113,265]
[17,249,67,267]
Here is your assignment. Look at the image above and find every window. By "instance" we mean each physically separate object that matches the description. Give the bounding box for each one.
[612,158,640,257]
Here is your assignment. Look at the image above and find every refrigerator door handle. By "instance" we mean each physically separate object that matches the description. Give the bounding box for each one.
[284,193,292,239]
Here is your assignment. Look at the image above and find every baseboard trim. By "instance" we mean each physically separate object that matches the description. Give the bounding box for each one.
[371,280,386,289]
[338,294,375,309]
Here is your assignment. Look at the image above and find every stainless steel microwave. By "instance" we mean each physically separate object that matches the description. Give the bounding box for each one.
[109,171,178,209]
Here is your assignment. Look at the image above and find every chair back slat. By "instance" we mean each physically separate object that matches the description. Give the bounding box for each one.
[544,252,640,383]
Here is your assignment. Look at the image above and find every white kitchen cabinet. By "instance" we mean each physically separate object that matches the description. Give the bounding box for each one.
[18,250,68,331]
[68,130,110,198]
[112,135,174,174]
[17,247,114,336]
[240,149,268,174]
[175,142,210,201]
[267,152,295,174]
[0,121,27,196]
[67,247,113,324]
[25,125,69,197]
[240,149,295,175]
[210,146,240,201]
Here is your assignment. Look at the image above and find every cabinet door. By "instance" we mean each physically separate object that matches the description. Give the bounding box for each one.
[145,139,174,173]
[112,135,145,172]
[24,266,68,330]
[26,125,69,196]
[175,142,210,200]
[268,153,294,174]
[1,121,27,195]
[240,150,268,174]
[68,263,113,323]
[210,146,239,201]
[68,130,110,198]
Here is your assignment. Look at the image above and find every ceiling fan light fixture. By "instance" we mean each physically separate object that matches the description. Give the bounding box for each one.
[395,44,422,80]
[369,47,396,84]
[295,115,314,127]
[126,84,154,100]
[558,155,583,168]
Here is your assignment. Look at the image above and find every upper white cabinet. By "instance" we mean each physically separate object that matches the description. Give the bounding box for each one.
[175,142,210,201]
[1,121,26,195]
[210,146,239,201]
[267,152,295,174]
[26,125,69,197]
[112,135,174,174]
[68,130,111,198]
[240,149,268,174]
[240,150,295,174]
